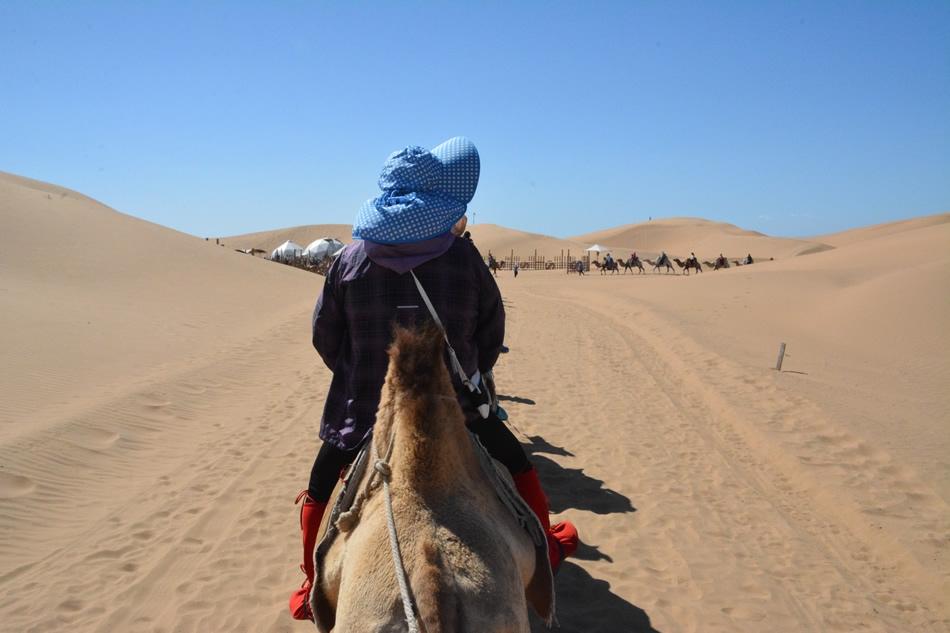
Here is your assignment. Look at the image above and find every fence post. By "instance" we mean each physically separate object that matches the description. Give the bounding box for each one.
[775,343,787,371]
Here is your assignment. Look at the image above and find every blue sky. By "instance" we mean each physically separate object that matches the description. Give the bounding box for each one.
[1,1,948,238]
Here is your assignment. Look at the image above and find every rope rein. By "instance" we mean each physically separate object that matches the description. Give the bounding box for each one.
[374,427,423,633]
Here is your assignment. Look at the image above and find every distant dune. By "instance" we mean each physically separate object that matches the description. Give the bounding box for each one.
[572,216,833,260]
[222,217,833,263]
[222,223,353,253]
[2,171,948,632]
[813,211,950,247]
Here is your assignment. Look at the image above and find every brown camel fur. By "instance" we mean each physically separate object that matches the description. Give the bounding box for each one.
[311,325,554,632]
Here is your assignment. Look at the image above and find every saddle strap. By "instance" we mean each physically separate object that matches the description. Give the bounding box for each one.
[409,270,486,414]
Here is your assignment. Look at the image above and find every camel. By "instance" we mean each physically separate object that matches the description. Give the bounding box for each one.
[712,256,730,270]
[673,257,702,275]
[311,326,554,632]
[621,256,644,274]
[647,254,675,274]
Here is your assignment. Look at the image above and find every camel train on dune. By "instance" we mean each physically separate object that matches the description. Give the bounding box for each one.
[308,326,555,632]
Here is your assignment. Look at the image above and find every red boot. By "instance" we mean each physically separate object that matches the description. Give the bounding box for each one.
[512,468,579,573]
[288,490,328,621]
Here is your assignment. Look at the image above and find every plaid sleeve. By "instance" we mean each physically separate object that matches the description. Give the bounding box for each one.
[312,257,345,370]
[474,253,505,372]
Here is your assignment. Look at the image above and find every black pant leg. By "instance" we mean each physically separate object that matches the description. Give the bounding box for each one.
[467,413,531,476]
[308,442,360,502]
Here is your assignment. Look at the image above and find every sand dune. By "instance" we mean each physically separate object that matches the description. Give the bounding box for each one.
[1,172,948,632]
[221,224,354,254]
[813,211,950,247]
[463,223,593,259]
[222,222,612,262]
[573,217,834,260]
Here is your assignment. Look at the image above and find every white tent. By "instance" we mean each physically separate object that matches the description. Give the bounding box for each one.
[271,240,305,261]
[585,244,606,254]
[303,238,345,262]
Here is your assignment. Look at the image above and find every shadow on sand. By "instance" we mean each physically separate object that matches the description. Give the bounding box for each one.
[518,434,658,632]
[529,561,662,632]
[521,435,636,516]
[499,393,537,405]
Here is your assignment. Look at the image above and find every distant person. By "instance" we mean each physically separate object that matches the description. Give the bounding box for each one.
[744,253,754,265]
[513,262,520,278]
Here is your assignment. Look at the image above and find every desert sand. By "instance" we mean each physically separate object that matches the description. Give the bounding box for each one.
[1,171,948,632]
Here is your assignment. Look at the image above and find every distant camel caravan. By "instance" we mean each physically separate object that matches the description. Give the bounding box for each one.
[310,326,554,632]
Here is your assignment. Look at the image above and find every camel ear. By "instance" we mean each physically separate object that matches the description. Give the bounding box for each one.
[525,546,555,625]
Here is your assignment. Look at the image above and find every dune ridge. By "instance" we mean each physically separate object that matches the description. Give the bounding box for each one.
[223,216,833,264]
[572,216,834,260]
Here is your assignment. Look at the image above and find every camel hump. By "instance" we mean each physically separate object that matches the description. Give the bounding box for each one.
[386,323,448,393]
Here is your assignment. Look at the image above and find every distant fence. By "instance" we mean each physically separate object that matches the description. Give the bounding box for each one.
[267,254,333,275]
[485,251,594,272]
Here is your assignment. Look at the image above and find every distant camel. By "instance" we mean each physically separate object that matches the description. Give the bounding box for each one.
[673,258,702,275]
[647,254,675,274]
[591,260,620,274]
[712,256,730,270]
[621,255,644,274]
[311,326,555,631]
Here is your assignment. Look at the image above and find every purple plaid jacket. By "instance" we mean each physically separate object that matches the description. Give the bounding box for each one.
[312,236,505,450]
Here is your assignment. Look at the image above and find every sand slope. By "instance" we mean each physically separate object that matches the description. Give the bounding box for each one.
[573,217,834,260]
[221,224,354,254]
[1,173,947,632]
[813,211,950,247]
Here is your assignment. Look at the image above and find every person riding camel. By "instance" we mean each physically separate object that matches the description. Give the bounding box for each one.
[690,252,697,265]
[289,137,578,621]
[744,253,754,265]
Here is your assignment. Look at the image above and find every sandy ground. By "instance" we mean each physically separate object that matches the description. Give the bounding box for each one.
[1,172,948,632]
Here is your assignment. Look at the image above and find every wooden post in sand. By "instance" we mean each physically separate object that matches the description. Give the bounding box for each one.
[775,343,787,371]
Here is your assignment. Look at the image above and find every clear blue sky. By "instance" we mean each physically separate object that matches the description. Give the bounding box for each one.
[2,1,948,238]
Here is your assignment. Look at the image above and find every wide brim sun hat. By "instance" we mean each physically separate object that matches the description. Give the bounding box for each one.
[353,136,480,244]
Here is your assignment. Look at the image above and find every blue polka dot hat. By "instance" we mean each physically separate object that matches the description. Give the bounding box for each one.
[353,136,480,244]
